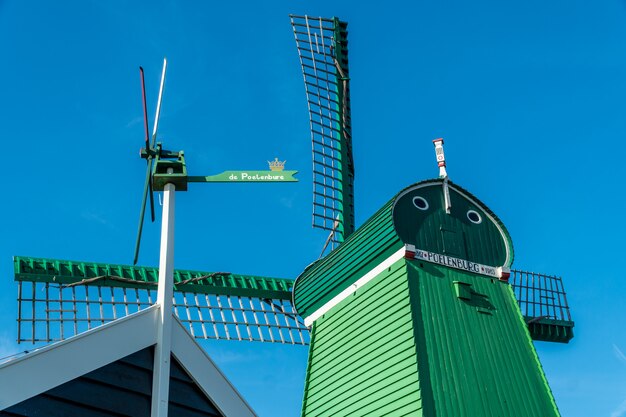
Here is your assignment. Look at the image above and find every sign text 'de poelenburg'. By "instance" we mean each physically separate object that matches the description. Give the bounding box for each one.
[408,248,500,278]
[188,171,298,183]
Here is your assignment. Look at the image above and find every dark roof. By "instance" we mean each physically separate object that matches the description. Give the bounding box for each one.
[1,347,223,417]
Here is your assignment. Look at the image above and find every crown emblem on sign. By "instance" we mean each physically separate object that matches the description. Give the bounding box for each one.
[268,157,286,171]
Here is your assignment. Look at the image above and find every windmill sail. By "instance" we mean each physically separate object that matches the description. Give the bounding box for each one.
[510,269,574,342]
[290,15,355,252]
[134,59,167,265]
[13,256,572,347]
[14,256,309,345]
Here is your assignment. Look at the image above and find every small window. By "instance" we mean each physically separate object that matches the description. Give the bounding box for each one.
[467,210,482,224]
[413,196,429,211]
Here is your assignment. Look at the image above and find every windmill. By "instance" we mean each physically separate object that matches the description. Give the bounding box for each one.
[9,14,573,417]
[289,15,573,417]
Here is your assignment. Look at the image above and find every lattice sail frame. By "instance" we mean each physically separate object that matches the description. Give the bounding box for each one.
[509,269,572,323]
[509,269,574,343]
[290,15,355,251]
[14,257,309,346]
[13,258,572,345]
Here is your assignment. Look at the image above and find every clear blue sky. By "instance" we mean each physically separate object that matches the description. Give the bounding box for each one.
[1,1,626,416]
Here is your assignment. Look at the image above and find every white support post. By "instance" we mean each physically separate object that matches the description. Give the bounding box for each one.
[151,173,176,417]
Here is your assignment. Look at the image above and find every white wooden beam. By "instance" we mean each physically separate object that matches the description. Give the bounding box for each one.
[0,306,159,410]
[171,317,257,417]
[151,179,176,417]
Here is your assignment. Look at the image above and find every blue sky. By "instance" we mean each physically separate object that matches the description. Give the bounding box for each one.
[1,1,626,416]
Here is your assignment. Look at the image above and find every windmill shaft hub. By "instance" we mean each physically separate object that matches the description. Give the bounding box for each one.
[152,149,188,191]
[140,148,157,159]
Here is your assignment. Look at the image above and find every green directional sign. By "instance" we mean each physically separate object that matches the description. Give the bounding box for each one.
[188,170,298,183]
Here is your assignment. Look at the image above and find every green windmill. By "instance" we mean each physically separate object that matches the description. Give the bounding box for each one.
[290,15,573,417]
[293,143,572,416]
[6,14,573,417]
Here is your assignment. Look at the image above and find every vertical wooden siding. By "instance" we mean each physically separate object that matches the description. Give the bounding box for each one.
[408,261,560,417]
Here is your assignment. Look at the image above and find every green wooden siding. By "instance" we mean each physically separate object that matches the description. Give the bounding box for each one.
[293,199,403,319]
[301,257,561,417]
[408,260,560,417]
[294,179,514,322]
[295,177,564,416]
[302,259,423,417]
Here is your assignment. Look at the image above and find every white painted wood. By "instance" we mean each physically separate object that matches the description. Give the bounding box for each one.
[433,138,447,178]
[0,306,159,410]
[303,246,406,326]
[152,58,167,140]
[443,178,451,214]
[171,317,257,417]
[151,179,176,417]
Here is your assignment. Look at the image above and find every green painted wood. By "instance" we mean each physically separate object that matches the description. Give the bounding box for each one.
[526,318,575,343]
[301,259,422,417]
[333,17,355,239]
[293,198,402,319]
[408,261,560,416]
[296,178,568,416]
[302,258,562,417]
[392,180,514,267]
[14,256,293,300]
[294,179,514,321]
[188,170,298,183]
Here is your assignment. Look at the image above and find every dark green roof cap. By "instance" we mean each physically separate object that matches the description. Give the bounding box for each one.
[293,178,514,320]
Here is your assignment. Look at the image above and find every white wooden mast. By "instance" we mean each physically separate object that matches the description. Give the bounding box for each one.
[151,171,176,417]
[149,58,174,417]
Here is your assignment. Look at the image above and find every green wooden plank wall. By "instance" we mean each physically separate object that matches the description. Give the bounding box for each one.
[302,259,423,417]
[408,261,560,417]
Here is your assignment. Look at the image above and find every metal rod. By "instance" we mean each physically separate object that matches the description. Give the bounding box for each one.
[110,287,117,320]
[17,282,22,343]
[205,294,219,339]
[182,292,194,338]
[86,287,92,330]
[268,300,285,344]
[123,287,129,317]
[72,286,78,336]
[194,293,208,339]
[258,299,275,343]
[226,296,241,341]
[45,283,50,342]
[31,283,35,343]
[96,287,103,326]
[59,284,64,341]
[248,297,264,342]
[216,296,230,340]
